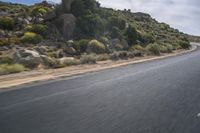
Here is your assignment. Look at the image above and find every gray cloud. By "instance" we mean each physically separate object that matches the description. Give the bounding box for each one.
[98,0,200,35]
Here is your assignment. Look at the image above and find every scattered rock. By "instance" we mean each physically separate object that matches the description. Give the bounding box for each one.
[13,49,42,68]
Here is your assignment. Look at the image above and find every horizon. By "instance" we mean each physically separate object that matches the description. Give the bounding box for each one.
[1,0,200,36]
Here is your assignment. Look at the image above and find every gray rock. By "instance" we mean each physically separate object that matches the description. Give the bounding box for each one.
[67,40,74,46]
[0,46,9,51]
[23,19,30,25]
[13,49,42,68]
[57,14,76,40]
[37,13,43,18]
[64,46,76,55]
[27,16,32,21]
[59,57,76,64]
[35,46,47,55]
[57,49,66,58]
[35,18,44,23]
[14,31,24,37]
[121,39,129,49]
[110,39,121,47]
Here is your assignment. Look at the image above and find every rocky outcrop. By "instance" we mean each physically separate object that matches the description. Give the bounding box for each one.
[57,14,76,40]
[13,49,42,68]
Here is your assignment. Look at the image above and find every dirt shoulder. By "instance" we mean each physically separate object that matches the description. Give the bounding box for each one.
[0,45,197,89]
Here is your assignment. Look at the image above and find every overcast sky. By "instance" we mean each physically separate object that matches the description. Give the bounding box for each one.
[3,0,200,36]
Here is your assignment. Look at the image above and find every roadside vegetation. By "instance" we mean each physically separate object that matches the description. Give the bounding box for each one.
[0,0,194,75]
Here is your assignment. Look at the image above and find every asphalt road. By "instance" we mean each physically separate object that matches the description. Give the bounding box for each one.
[1,46,200,133]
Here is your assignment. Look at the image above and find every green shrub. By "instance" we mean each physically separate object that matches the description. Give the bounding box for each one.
[88,39,106,54]
[114,43,124,51]
[130,45,145,52]
[75,13,106,38]
[80,54,97,64]
[63,59,80,66]
[127,52,136,58]
[110,51,129,60]
[0,17,15,30]
[31,6,50,16]
[21,32,43,44]
[0,6,10,11]
[42,57,64,68]
[70,0,98,17]
[38,8,47,14]
[125,25,138,45]
[0,56,13,64]
[108,16,126,30]
[99,36,109,44]
[139,32,154,44]
[164,44,173,53]
[25,24,48,37]
[179,41,191,49]
[0,39,8,46]
[160,23,169,30]
[96,54,110,61]
[8,36,21,45]
[110,27,122,39]
[0,64,26,75]
[146,43,161,55]
[160,45,170,53]
[74,39,90,53]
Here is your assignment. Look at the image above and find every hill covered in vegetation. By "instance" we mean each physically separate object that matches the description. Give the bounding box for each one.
[0,0,193,75]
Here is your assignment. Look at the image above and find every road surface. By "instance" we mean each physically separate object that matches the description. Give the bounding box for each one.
[1,46,200,133]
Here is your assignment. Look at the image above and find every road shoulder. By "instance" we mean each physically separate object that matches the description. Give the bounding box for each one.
[0,44,197,90]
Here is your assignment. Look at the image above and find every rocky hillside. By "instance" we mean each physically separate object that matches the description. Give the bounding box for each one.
[0,0,192,75]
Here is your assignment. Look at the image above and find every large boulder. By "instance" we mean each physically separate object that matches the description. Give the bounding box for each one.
[13,49,42,68]
[57,14,76,40]
[121,39,129,49]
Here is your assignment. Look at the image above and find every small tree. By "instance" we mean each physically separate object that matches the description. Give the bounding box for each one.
[110,27,122,39]
[126,25,138,45]
[62,0,74,13]
[0,17,15,30]
[70,0,97,16]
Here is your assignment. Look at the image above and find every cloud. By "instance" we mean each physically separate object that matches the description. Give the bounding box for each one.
[98,0,200,35]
